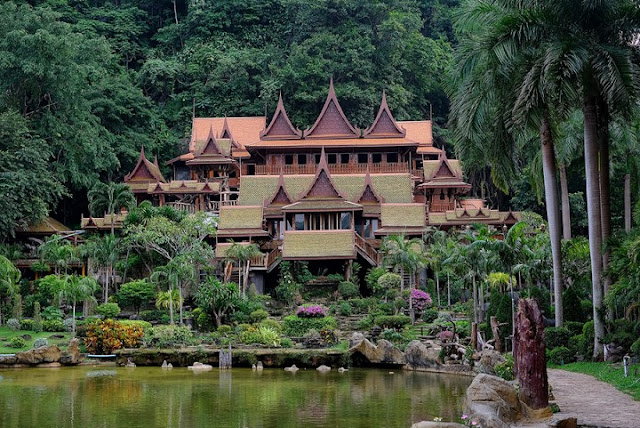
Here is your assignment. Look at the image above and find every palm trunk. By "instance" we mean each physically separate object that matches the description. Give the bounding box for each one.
[625,172,632,232]
[435,271,440,309]
[472,275,478,323]
[598,99,612,298]
[72,300,76,335]
[540,116,563,327]
[400,267,405,293]
[244,261,251,295]
[168,287,175,325]
[179,286,183,325]
[583,93,604,360]
[559,162,571,240]
[447,272,451,307]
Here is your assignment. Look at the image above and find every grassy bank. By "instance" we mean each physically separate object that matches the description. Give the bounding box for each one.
[553,362,640,400]
[0,327,71,354]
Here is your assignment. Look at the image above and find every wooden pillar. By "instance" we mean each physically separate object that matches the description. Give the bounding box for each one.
[514,298,549,411]
[159,194,165,207]
[199,194,205,212]
[471,322,478,351]
[490,316,502,353]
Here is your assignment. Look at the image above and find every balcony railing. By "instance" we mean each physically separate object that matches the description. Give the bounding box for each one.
[166,202,196,214]
[255,162,409,175]
[428,201,455,212]
[354,232,380,265]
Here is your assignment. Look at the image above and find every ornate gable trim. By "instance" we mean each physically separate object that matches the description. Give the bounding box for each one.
[363,91,406,138]
[260,93,302,140]
[266,171,294,206]
[304,77,360,139]
[298,148,347,200]
[125,146,165,183]
[197,126,223,156]
[355,169,384,204]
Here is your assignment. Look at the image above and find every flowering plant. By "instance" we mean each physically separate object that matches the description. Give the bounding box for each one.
[406,289,432,313]
[295,304,328,318]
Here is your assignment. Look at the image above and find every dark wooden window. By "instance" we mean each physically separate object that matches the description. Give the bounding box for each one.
[285,155,294,165]
[372,153,382,164]
[358,153,368,164]
[387,153,398,163]
[341,153,350,164]
[298,154,307,165]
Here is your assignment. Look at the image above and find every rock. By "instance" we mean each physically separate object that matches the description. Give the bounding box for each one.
[465,374,522,428]
[256,361,264,370]
[15,346,62,365]
[125,358,136,368]
[188,362,212,371]
[349,332,366,348]
[161,360,173,369]
[252,364,257,370]
[21,334,32,341]
[38,362,62,368]
[411,422,466,428]
[338,367,348,373]
[349,338,405,365]
[405,340,442,368]
[0,355,17,365]
[474,350,506,376]
[60,339,83,365]
[49,334,65,339]
[316,365,331,372]
[284,364,299,372]
[86,370,117,378]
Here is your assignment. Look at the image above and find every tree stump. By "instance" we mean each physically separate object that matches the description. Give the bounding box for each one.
[514,298,549,411]
[490,316,502,353]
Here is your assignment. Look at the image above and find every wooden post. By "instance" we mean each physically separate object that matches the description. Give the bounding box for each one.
[471,322,478,351]
[514,298,549,410]
[219,344,232,369]
[490,316,502,353]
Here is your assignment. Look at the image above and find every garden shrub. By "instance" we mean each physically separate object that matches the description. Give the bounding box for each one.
[235,323,252,333]
[96,303,121,319]
[393,297,406,313]
[275,261,302,305]
[545,327,572,350]
[141,309,170,324]
[259,318,282,333]
[494,354,515,381]
[365,267,387,295]
[118,320,152,330]
[63,318,75,332]
[568,334,585,358]
[9,336,26,348]
[454,320,471,338]
[6,318,20,331]
[373,315,411,330]
[356,318,372,330]
[195,310,214,332]
[283,315,337,336]
[33,338,49,348]
[562,286,586,322]
[338,281,360,299]
[281,337,294,348]
[33,302,43,333]
[337,302,352,316]
[217,325,233,334]
[20,319,33,331]
[380,328,405,344]
[249,309,269,324]
[43,319,64,332]
[422,308,439,323]
[42,306,63,321]
[563,321,585,337]
[350,297,378,314]
[548,346,575,365]
[85,320,144,354]
[406,289,432,314]
[377,272,401,291]
[631,338,640,357]
[143,325,194,349]
[240,325,280,347]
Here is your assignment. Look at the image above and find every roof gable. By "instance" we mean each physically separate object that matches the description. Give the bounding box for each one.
[304,78,360,139]
[431,152,459,179]
[261,93,302,140]
[363,91,406,138]
[266,171,294,205]
[197,126,224,156]
[355,169,384,204]
[298,148,347,200]
[125,146,166,183]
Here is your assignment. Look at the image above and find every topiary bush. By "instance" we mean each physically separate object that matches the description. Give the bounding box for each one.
[63,318,75,332]
[422,308,439,323]
[9,336,26,348]
[249,309,269,324]
[545,327,572,350]
[33,338,49,348]
[217,325,233,335]
[338,281,360,299]
[43,319,64,332]
[563,321,585,337]
[143,325,194,349]
[33,302,43,333]
[373,315,411,330]
[85,319,145,354]
[42,306,63,321]
[96,303,121,319]
[337,302,352,316]
[6,318,20,331]
[259,318,283,333]
[240,325,280,347]
[283,315,337,337]
[20,319,34,331]
[549,346,575,365]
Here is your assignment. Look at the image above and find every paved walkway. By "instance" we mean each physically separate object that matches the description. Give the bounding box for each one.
[547,369,640,428]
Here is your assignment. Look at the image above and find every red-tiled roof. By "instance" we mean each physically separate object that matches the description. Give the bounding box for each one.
[125,146,166,183]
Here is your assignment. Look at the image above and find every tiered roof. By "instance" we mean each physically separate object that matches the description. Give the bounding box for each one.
[124,146,166,193]
[377,203,426,235]
[304,78,360,139]
[216,205,269,238]
[282,230,356,259]
[363,92,406,138]
[260,93,302,139]
[419,151,471,191]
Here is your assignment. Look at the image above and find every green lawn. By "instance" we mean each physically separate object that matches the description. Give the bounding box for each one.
[0,327,72,354]
[553,362,640,401]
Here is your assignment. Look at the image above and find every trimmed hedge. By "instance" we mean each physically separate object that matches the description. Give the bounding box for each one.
[549,346,575,365]
[545,327,572,349]
[373,315,411,330]
[283,315,337,337]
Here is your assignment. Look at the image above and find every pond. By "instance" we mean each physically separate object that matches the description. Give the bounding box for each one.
[0,366,471,428]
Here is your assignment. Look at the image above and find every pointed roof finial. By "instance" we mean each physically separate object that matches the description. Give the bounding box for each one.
[125,145,166,183]
[304,78,360,139]
[355,166,384,204]
[220,117,233,140]
[363,90,406,138]
[266,168,294,205]
[260,92,302,140]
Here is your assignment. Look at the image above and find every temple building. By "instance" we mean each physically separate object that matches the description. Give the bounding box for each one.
[83,79,519,288]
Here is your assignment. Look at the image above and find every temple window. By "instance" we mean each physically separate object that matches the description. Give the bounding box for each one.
[298,154,307,165]
[387,153,398,163]
[294,213,304,230]
[315,153,321,164]
[328,154,337,164]
[340,212,352,229]
[285,154,294,165]
[358,153,368,164]
[372,153,382,164]
[341,153,350,164]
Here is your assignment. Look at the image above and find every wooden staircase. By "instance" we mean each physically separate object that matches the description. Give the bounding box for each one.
[354,233,379,266]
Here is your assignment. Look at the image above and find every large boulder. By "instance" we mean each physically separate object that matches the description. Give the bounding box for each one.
[60,339,84,365]
[349,338,405,365]
[465,373,522,428]
[15,346,62,365]
[405,340,442,368]
[349,332,366,348]
[474,350,506,375]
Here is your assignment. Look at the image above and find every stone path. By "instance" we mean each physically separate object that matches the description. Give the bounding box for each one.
[547,368,640,428]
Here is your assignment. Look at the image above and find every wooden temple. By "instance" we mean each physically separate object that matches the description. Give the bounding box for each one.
[84,79,519,286]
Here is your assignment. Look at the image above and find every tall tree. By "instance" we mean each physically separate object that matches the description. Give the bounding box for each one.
[0,255,20,326]
[57,274,99,334]
[88,182,136,235]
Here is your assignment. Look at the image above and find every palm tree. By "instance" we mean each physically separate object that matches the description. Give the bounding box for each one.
[58,275,99,334]
[88,182,136,235]
[39,236,78,277]
[380,235,424,293]
[150,257,195,325]
[424,229,449,309]
[155,289,183,321]
[81,234,120,303]
[0,255,20,326]
[225,241,262,296]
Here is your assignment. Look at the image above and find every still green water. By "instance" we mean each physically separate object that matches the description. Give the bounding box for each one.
[0,366,470,428]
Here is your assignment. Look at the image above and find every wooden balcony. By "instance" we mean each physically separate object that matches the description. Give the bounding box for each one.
[428,201,455,212]
[255,162,409,175]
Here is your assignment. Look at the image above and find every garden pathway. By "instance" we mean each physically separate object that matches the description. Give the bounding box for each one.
[546,368,640,428]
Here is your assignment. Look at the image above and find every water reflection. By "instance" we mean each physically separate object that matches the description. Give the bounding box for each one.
[0,367,470,428]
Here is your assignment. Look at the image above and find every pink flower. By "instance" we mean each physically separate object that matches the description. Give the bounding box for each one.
[296,305,327,318]
[471,421,478,426]
[461,414,468,420]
